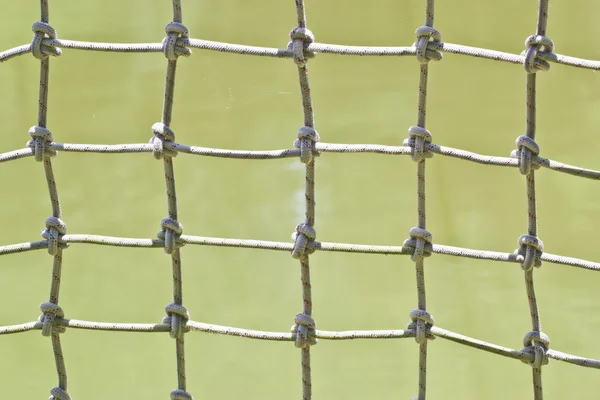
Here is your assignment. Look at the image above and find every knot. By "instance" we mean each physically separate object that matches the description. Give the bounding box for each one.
[403,126,433,162]
[291,313,317,348]
[163,22,191,60]
[403,227,433,262]
[27,126,57,162]
[49,386,71,400]
[150,122,178,159]
[289,27,316,67]
[290,27,315,43]
[158,217,184,254]
[511,135,540,175]
[31,21,62,59]
[407,309,435,344]
[163,303,190,339]
[515,234,544,271]
[39,302,65,336]
[414,26,442,63]
[523,35,554,73]
[521,330,550,368]
[291,223,316,259]
[170,389,194,400]
[293,126,320,163]
[41,217,68,256]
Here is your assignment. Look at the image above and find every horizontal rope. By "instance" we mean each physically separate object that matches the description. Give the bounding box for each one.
[429,327,600,369]
[1,233,599,271]
[0,44,30,62]
[2,38,600,71]
[2,141,600,180]
[0,318,597,369]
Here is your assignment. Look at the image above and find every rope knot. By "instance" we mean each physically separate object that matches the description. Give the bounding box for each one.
[515,234,544,271]
[39,302,65,336]
[49,386,71,400]
[289,27,316,67]
[414,26,442,63]
[407,309,435,344]
[521,330,550,368]
[291,223,316,259]
[403,227,433,262]
[403,126,433,162]
[523,35,554,73]
[41,216,68,256]
[150,122,178,159]
[294,126,320,163]
[163,303,190,339]
[158,217,184,254]
[163,22,191,60]
[170,389,194,400]
[27,125,57,161]
[291,313,317,348]
[511,135,540,175]
[31,21,62,59]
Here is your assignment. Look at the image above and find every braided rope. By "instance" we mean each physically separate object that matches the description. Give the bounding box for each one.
[1,0,599,399]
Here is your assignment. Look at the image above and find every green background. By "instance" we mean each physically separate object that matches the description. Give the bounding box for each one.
[1,1,600,399]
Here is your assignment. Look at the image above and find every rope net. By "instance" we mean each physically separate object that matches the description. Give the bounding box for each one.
[1,0,599,399]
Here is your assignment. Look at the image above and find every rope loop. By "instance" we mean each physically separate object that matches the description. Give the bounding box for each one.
[163,22,191,60]
[294,125,320,163]
[511,135,540,175]
[414,26,442,63]
[170,389,194,400]
[407,309,435,344]
[158,217,184,254]
[163,303,190,339]
[41,216,68,256]
[39,302,66,336]
[523,35,554,73]
[49,386,71,400]
[403,125,433,162]
[291,223,316,259]
[150,122,178,159]
[31,21,62,59]
[521,330,550,368]
[291,313,317,348]
[289,27,316,67]
[403,227,433,262]
[515,234,544,271]
[27,125,57,162]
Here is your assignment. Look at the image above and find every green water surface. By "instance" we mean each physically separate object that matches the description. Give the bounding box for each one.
[1,1,600,399]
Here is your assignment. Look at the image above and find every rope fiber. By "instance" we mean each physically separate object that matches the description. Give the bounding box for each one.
[1,0,600,399]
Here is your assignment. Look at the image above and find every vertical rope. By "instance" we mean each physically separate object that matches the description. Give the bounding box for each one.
[404,1,441,399]
[30,1,70,399]
[515,1,553,399]
[152,1,192,399]
[536,0,549,36]
[289,1,319,399]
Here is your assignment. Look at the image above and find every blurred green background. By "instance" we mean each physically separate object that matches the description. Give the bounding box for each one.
[1,1,600,399]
